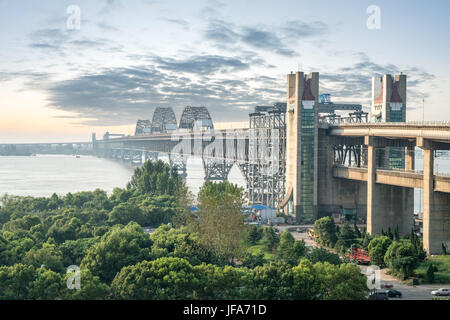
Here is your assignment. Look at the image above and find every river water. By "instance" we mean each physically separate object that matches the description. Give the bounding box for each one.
[0,152,448,213]
[0,154,247,200]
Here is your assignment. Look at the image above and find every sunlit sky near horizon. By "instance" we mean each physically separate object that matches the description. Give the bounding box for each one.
[1,0,449,143]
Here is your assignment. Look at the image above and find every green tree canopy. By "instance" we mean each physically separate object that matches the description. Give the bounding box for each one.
[81,222,152,283]
[111,257,197,299]
[384,241,419,279]
[127,160,184,196]
[196,181,246,263]
[368,236,392,267]
[313,217,338,247]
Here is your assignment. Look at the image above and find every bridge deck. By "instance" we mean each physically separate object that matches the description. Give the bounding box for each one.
[333,165,450,193]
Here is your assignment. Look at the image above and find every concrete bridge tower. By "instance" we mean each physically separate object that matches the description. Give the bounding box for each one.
[372,74,407,168]
[284,72,319,222]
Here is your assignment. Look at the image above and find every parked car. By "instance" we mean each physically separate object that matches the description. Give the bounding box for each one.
[369,291,389,300]
[387,289,402,298]
[431,288,450,296]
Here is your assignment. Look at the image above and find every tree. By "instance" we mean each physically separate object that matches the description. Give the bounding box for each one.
[195,181,246,263]
[368,236,392,267]
[410,231,426,261]
[277,230,306,265]
[246,225,263,246]
[362,233,371,250]
[81,222,152,282]
[335,224,356,253]
[28,268,63,300]
[59,237,100,266]
[288,259,322,300]
[313,217,337,247]
[23,242,64,273]
[251,262,293,299]
[108,202,145,226]
[127,160,184,196]
[47,219,77,243]
[0,264,35,299]
[313,262,368,300]
[394,225,400,241]
[426,263,436,283]
[387,227,393,240]
[150,224,223,266]
[193,263,252,299]
[63,269,110,300]
[111,257,197,299]
[384,241,419,279]
[241,252,266,269]
[261,226,279,252]
[307,248,341,265]
[353,222,361,238]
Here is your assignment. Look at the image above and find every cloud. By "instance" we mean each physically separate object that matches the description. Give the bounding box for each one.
[27,27,123,58]
[155,55,251,75]
[241,27,295,57]
[162,18,190,30]
[282,20,329,38]
[32,61,283,126]
[204,19,240,44]
[203,18,330,57]
[320,57,436,108]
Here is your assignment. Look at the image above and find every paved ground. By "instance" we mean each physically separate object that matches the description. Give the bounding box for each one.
[359,265,450,300]
[275,224,318,249]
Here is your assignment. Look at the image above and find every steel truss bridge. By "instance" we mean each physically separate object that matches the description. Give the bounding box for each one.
[95,102,366,207]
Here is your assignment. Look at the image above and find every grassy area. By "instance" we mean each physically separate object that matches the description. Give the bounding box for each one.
[247,241,276,261]
[415,255,450,284]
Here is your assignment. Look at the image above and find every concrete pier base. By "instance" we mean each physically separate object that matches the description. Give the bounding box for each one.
[423,148,450,254]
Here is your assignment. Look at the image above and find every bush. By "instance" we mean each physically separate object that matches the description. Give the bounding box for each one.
[307,248,341,265]
[313,217,337,248]
[384,241,419,279]
[368,236,392,267]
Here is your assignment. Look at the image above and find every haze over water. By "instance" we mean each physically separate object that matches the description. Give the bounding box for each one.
[0,152,448,213]
[0,154,247,199]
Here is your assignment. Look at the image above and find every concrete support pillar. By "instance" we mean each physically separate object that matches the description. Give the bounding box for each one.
[366,139,377,234]
[422,148,450,254]
[366,136,414,235]
[406,146,415,171]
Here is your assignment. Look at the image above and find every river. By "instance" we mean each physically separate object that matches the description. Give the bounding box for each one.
[0,152,448,213]
[0,154,247,199]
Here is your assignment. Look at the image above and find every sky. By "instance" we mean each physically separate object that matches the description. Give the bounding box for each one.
[0,0,449,142]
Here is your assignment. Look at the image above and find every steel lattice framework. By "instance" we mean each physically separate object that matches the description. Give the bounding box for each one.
[151,107,177,133]
[179,106,214,130]
[135,120,152,136]
[247,109,286,208]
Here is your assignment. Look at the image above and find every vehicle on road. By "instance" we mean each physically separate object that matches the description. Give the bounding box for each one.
[308,228,318,239]
[381,283,394,289]
[431,288,450,296]
[387,289,402,298]
[369,291,389,300]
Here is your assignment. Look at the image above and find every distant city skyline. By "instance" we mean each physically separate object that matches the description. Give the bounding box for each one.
[1,0,449,142]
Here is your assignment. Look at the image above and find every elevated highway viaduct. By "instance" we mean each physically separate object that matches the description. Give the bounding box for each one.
[319,123,450,254]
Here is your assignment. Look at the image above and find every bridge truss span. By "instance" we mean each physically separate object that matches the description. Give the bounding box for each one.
[179,106,214,131]
[151,107,177,133]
